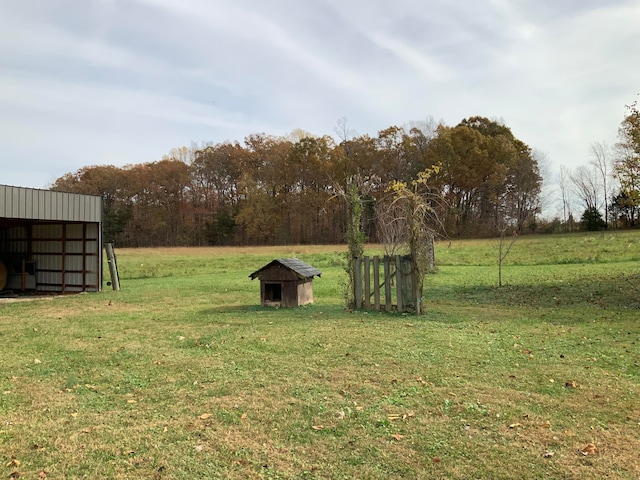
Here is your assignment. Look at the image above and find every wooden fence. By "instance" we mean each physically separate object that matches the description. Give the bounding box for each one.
[353,255,420,313]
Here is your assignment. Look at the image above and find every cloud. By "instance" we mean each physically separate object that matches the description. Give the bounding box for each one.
[0,0,638,196]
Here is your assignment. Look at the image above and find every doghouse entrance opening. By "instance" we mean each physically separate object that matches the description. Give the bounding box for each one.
[264,283,282,302]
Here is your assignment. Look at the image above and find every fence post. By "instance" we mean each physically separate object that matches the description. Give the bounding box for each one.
[105,242,120,291]
[373,256,380,311]
[395,255,403,312]
[384,255,392,312]
[354,256,362,309]
[363,256,371,310]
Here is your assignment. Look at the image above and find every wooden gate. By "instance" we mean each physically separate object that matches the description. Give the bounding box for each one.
[353,255,419,313]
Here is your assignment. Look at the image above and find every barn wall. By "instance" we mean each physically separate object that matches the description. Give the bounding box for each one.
[281,281,299,307]
[296,280,314,306]
[0,185,103,294]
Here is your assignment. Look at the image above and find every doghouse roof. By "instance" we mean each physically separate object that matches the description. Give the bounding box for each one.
[249,258,322,280]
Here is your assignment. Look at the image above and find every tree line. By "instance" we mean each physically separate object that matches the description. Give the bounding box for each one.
[51,116,545,247]
[560,95,640,231]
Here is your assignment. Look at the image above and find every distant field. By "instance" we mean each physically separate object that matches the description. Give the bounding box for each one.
[1,232,639,479]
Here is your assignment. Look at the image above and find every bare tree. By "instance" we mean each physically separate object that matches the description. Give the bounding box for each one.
[569,165,600,212]
[376,167,444,314]
[333,117,357,143]
[590,142,612,227]
[559,165,571,230]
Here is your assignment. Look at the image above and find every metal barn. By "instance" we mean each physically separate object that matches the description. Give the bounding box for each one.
[0,184,103,294]
[249,258,321,308]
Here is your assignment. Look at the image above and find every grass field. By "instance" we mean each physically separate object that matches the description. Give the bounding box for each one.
[1,232,639,479]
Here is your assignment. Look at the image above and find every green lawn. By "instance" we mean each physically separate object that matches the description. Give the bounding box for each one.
[1,232,639,479]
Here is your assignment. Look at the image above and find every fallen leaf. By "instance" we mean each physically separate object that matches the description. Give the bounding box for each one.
[311,425,324,430]
[199,413,212,420]
[392,433,403,441]
[127,399,137,404]
[541,421,552,429]
[34,358,42,364]
[432,457,441,463]
[565,381,578,388]
[387,414,401,421]
[581,443,599,455]
[508,423,523,429]
[240,412,248,420]
[6,459,20,467]
[543,451,555,458]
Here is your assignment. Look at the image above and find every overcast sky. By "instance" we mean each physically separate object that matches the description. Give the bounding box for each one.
[1,0,639,210]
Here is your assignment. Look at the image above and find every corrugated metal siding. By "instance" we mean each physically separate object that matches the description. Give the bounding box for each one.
[0,184,102,222]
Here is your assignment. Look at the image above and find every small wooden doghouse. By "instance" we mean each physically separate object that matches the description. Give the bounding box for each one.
[249,258,321,308]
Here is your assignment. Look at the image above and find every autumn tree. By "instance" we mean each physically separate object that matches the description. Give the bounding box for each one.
[122,159,193,246]
[51,165,133,243]
[50,115,544,247]
[192,142,244,245]
[423,117,541,237]
[613,96,640,226]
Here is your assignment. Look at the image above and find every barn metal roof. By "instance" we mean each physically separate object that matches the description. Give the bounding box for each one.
[249,258,322,280]
[0,184,103,223]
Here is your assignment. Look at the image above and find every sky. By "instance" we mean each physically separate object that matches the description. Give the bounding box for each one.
[1,0,639,215]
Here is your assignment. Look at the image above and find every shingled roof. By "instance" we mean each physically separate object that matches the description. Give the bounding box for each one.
[249,258,322,280]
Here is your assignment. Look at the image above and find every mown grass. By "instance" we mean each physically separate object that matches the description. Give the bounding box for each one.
[1,231,639,479]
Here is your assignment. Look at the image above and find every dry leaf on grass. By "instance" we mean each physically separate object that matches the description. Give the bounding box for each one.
[392,433,403,441]
[5,459,20,467]
[508,423,523,429]
[311,425,324,430]
[199,413,212,420]
[543,451,555,458]
[581,443,599,455]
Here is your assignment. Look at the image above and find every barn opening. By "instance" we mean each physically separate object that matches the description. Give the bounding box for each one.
[0,185,104,295]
